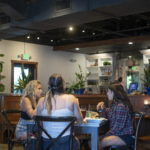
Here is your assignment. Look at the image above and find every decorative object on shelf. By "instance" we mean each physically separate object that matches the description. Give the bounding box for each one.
[90,59,98,66]
[0,54,5,92]
[142,60,150,95]
[14,65,32,93]
[67,65,90,94]
[103,61,111,66]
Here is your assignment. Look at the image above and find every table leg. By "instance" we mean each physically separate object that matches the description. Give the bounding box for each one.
[91,128,99,150]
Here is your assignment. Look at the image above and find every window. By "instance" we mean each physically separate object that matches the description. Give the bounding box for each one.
[11,60,38,93]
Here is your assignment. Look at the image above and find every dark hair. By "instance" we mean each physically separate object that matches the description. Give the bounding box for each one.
[48,74,65,95]
[118,77,122,82]
[108,83,133,115]
[45,74,65,114]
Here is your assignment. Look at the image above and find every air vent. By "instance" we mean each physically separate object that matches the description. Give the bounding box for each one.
[56,0,71,11]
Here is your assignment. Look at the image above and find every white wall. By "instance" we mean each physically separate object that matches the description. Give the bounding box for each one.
[0,40,86,93]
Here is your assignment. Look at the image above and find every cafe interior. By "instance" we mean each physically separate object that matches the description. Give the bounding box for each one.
[1,0,150,150]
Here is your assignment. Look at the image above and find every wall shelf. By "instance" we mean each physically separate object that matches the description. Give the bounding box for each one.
[86,54,114,94]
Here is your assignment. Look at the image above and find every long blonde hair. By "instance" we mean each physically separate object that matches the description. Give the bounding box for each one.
[45,74,65,114]
[21,80,41,109]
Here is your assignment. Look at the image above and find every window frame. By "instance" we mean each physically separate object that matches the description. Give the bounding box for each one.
[11,60,38,93]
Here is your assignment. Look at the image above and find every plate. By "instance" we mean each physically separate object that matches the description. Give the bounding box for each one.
[84,117,107,124]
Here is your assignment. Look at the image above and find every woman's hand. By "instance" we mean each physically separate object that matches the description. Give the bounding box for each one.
[96,102,105,111]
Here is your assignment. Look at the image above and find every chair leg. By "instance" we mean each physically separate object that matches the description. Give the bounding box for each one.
[80,139,90,150]
[8,143,11,150]
[8,141,14,150]
[8,142,11,150]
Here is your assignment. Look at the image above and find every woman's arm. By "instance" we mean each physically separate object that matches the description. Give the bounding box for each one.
[97,101,109,118]
[22,97,37,118]
[72,96,83,124]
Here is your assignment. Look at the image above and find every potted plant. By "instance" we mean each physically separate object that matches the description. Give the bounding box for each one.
[67,65,90,94]
[143,60,150,95]
[0,54,6,92]
[14,65,32,93]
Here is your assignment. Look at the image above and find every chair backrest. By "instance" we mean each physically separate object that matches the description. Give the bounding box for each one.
[134,112,145,150]
[1,109,21,142]
[33,115,76,150]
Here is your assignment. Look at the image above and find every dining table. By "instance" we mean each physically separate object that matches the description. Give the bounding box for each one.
[74,118,108,150]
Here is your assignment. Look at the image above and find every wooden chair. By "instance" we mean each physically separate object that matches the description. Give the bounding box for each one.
[33,115,76,150]
[106,112,145,150]
[137,115,150,150]
[1,109,25,150]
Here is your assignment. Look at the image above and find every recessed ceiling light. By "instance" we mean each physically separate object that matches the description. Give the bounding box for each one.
[50,40,53,42]
[82,30,85,33]
[37,37,40,40]
[68,26,74,31]
[75,48,80,51]
[27,35,30,39]
[92,32,95,35]
[128,41,133,45]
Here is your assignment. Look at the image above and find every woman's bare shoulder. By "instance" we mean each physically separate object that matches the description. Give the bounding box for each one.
[66,94,78,103]
[22,97,30,104]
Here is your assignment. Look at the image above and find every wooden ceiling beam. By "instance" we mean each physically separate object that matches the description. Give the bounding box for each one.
[53,35,150,51]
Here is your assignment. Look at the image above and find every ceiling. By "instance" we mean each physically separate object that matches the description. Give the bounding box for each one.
[1,0,150,55]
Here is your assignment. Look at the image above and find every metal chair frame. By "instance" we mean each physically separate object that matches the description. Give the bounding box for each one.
[1,109,25,150]
[33,115,76,150]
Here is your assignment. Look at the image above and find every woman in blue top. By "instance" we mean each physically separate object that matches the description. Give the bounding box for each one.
[97,82,134,149]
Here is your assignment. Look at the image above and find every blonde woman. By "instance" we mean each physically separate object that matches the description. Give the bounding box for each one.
[16,80,43,140]
[37,74,83,150]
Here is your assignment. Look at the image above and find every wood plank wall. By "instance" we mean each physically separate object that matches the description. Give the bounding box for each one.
[0,94,150,143]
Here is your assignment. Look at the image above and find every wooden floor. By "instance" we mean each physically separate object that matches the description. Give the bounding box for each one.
[0,144,23,150]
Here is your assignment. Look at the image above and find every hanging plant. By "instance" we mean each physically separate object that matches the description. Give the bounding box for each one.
[0,54,5,92]
[141,60,150,88]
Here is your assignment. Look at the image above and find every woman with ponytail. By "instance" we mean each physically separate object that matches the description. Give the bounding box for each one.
[37,74,83,150]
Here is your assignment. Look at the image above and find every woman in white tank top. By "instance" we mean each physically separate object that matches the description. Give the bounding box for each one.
[37,74,83,150]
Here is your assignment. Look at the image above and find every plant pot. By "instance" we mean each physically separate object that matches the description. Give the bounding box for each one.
[74,88,85,95]
[146,87,150,96]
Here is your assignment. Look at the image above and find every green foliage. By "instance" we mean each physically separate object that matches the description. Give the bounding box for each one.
[143,61,150,88]
[67,65,90,93]
[0,54,4,57]
[14,65,32,93]
[0,54,5,92]
[103,61,111,66]
[0,83,5,91]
